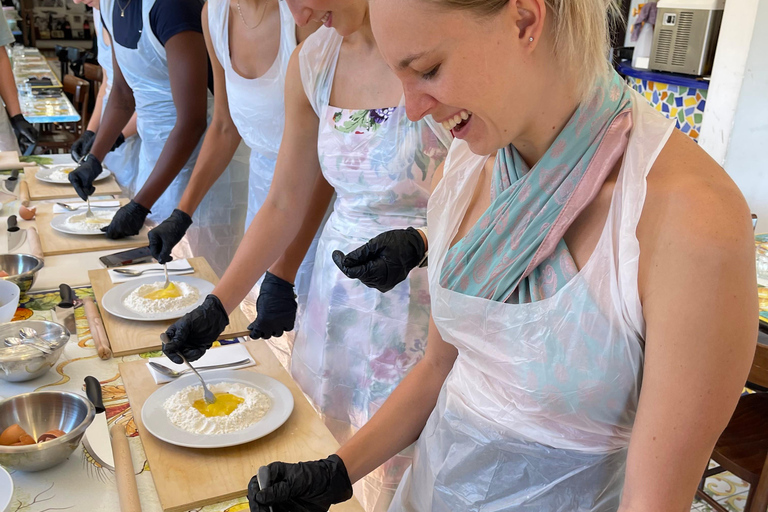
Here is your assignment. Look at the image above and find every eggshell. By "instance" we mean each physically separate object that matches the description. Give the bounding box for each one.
[0,424,27,446]
[19,205,36,220]
[15,434,36,445]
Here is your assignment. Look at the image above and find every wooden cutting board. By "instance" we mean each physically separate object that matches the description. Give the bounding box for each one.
[25,166,122,200]
[119,341,364,512]
[35,201,149,256]
[89,256,251,356]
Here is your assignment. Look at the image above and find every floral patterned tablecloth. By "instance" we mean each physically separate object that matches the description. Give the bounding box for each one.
[3,287,250,512]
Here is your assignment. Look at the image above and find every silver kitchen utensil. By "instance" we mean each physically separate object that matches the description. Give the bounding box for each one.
[4,169,19,193]
[179,354,216,404]
[83,376,114,470]
[56,202,120,212]
[162,263,170,289]
[54,284,76,334]
[7,215,26,252]
[85,197,94,219]
[0,391,95,472]
[148,358,251,378]
[112,267,193,277]
[4,336,53,354]
[159,332,216,404]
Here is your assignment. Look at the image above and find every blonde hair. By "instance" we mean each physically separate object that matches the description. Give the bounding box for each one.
[424,0,620,97]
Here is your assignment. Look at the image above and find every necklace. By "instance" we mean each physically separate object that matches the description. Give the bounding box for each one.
[237,0,268,30]
[116,0,132,17]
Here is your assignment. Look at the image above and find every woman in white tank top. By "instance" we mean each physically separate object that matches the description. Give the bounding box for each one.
[148,0,324,362]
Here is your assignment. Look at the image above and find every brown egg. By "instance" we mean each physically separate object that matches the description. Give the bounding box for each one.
[18,205,36,220]
[0,424,27,446]
[14,434,36,445]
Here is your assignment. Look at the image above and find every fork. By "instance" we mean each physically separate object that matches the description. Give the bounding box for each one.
[112,267,193,276]
[57,202,119,211]
[148,359,251,378]
[85,196,94,219]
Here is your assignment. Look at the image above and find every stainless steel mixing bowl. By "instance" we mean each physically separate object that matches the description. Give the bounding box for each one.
[0,391,94,471]
[0,320,70,382]
[0,254,44,295]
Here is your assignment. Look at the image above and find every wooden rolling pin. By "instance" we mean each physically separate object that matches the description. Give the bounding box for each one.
[110,423,142,512]
[83,297,111,359]
[19,181,29,206]
[26,227,43,261]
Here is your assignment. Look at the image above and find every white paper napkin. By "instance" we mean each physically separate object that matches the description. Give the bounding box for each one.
[53,200,121,214]
[147,342,256,384]
[108,258,194,283]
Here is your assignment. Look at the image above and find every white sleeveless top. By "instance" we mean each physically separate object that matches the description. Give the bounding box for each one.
[390,93,675,510]
[208,0,296,227]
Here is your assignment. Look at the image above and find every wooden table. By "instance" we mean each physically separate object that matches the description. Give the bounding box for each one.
[89,257,251,356]
[24,166,122,200]
[120,341,364,512]
[35,201,148,256]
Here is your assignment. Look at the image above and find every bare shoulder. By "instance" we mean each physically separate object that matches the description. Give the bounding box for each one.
[637,129,754,298]
[640,130,752,251]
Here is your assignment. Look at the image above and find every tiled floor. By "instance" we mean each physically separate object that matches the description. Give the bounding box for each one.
[691,464,751,512]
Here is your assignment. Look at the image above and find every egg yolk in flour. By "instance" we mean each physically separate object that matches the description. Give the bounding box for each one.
[192,393,244,417]
[142,282,182,300]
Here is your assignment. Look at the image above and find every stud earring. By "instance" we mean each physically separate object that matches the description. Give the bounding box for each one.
[529,37,534,42]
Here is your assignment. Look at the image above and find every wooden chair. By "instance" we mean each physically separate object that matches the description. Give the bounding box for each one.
[696,331,768,512]
[83,63,103,96]
[35,75,90,153]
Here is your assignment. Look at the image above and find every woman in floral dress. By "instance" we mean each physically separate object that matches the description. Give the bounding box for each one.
[162,1,449,509]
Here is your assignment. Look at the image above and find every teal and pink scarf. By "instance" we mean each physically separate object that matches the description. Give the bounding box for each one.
[441,71,634,303]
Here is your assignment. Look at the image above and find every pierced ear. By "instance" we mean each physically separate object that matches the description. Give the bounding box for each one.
[515,0,545,45]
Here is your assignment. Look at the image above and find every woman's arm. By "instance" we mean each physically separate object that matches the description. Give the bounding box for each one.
[619,133,757,512]
[131,30,209,209]
[176,4,242,216]
[89,51,135,160]
[86,76,107,132]
[213,43,326,313]
[338,314,457,482]
[0,50,21,118]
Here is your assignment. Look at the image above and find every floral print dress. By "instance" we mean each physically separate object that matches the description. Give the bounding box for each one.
[292,26,449,512]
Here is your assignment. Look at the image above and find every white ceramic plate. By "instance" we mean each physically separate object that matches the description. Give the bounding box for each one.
[49,210,116,236]
[142,369,294,449]
[100,275,215,322]
[35,164,111,184]
[0,465,12,512]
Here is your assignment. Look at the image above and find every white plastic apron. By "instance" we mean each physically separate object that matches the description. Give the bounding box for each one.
[390,94,674,511]
[93,8,141,197]
[101,0,249,276]
[208,0,323,366]
[292,27,450,512]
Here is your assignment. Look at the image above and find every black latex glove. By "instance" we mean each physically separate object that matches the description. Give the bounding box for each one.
[101,200,150,239]
[68,154,103,200]
[112,132,126,150]
[248,455,353,512]
[162,294,230,364]
[10,114,38,146]
[332,227,426,293]
[248,271,297,339]
[71,129,96,162]
[148,209,193,264]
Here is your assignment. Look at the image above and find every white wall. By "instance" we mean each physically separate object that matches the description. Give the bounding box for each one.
[698,0,768,232]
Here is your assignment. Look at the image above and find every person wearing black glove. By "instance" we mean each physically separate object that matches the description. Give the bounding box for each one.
[68,154,103,201]
[148,209,193,264]
[9,114,38,146]
[71,129,96,162]
[332,227,428,293]
[161,294,230,363]
[71,130,124,163]
[248,271,297,340]
[248,455,353,512]
[101,199,151,239]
